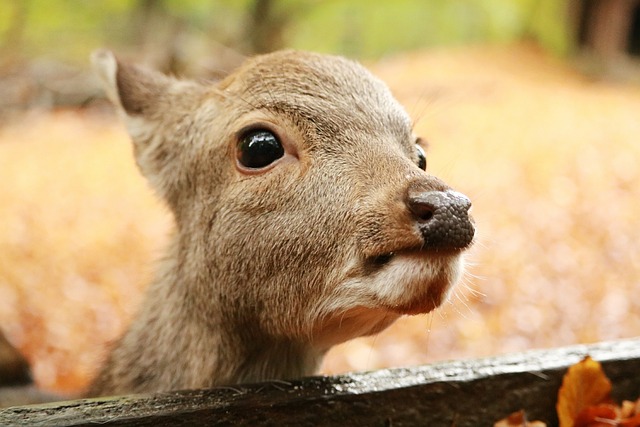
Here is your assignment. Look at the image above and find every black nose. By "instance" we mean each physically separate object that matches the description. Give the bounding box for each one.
[406,190,475,251]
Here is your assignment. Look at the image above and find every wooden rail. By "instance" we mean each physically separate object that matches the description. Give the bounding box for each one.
[1,338,639,426]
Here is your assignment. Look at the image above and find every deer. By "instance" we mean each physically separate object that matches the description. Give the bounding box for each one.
[81,49,476,397]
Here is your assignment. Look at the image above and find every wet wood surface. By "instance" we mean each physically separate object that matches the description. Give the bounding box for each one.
[1,338,639,426]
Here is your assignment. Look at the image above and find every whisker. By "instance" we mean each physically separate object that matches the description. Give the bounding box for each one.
[423,312,435,358]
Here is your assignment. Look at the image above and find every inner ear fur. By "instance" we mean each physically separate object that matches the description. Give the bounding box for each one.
[91,49,171,117]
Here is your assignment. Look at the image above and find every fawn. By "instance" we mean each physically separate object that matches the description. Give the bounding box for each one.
[88,49,475,397]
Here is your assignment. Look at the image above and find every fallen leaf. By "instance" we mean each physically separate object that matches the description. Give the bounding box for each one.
[557,356,612,427]
[573,403,617,427]
[620,413,640,427]
[494,409,547,427]
[621,399,640,419]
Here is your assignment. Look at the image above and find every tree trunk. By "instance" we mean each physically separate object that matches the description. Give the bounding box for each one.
[586,0,639,57]
[246,0,286,54]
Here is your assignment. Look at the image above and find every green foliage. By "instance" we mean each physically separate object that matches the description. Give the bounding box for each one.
[0,0,572,62]
[0,0,136,62]
[288,0,571,58]
[526,0,572,55]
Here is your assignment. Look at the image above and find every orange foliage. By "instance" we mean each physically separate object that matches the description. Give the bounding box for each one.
[1,45,640,393]
[497,357,640,427]
[557,356,612,427]
[494,410,546,427]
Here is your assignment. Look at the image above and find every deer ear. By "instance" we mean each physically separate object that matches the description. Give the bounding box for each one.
[91,49,170,116]
[91,50,193,209]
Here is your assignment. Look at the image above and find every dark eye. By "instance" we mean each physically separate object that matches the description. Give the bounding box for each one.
[416,144,427,171]
[237,129,284,169]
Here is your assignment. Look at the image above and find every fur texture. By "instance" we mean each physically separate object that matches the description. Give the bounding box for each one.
[88,49,474,396]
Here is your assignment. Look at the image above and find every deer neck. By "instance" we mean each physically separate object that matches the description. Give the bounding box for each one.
[108,234,323,393]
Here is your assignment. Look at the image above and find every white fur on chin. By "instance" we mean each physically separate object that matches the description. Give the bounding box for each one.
[346,252,463,312]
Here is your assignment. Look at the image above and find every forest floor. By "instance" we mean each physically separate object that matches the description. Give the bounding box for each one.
[1,44,639,394]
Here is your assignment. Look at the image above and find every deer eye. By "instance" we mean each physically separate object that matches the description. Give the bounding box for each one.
[416,144,427,171]
[237,129,284,169]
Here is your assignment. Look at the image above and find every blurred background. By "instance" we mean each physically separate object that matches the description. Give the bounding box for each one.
[0,0,639,395]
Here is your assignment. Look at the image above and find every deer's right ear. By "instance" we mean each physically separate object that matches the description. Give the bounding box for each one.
[91,49,170,117]
[91,50,198,208]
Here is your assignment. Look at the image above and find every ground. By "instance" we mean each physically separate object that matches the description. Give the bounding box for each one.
[0,44,639,394]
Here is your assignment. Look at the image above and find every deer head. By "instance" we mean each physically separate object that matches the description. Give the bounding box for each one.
[89,49,474,396]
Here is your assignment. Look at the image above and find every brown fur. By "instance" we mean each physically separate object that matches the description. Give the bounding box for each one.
[88,49,474,396]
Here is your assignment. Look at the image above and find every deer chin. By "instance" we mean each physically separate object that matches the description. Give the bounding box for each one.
[369,251,464,315]
[310,252,464,349]
[346,250,465,316]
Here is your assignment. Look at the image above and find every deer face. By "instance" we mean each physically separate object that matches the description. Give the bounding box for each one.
[93,49,474,354]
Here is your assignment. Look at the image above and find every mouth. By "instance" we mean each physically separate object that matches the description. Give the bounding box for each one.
[366,245,465,271]
[310,246,466,349]
[358,247,465,315]
[369,252,395,268]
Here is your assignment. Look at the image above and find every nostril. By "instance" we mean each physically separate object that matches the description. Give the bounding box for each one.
[405,190,475,251]
[408,201,435,222]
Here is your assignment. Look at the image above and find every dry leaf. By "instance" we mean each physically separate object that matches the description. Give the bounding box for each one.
[620,401,640,427]
[621,401,637,419]
[557,356,612,427]
[494,410,547,427]
[497,359,639,427]
[573,403,617,427]
[621,400,640,420]
[621,414,640,427]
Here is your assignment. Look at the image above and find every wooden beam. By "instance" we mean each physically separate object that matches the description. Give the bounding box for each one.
[1,338,639,426]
